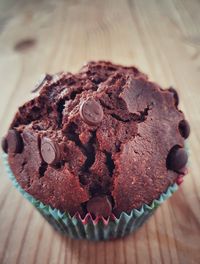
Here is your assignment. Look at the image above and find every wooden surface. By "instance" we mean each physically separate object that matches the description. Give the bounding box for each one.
[0,0,200,263]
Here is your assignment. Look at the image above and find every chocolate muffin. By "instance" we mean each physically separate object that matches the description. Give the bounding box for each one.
[2,61,190,218]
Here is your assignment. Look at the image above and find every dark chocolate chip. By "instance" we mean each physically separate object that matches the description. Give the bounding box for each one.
[31,74,52,93]
[86,195,112,218]
[41,137,60,165]
[1,137,8,153]
[179,119,190,139]
[80,98,104,126]
[168,87,179,106]
[6,130,23,153]
[166,146,188,172]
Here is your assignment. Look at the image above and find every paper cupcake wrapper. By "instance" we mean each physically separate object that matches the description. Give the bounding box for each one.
[3,154,178,241]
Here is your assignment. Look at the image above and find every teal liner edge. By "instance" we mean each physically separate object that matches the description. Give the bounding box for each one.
[2,154,178,241]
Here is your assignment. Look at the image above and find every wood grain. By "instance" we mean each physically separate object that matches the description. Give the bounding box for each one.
[0,0,200,263]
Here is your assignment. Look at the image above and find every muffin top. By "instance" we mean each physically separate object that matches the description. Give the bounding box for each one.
[2,61,190,217]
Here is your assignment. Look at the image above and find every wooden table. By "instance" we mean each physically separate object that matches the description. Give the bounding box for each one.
[0,0,200,263]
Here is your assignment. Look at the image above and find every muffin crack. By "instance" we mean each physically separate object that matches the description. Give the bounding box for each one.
[39,162,48,177]
[57,99,66,127]
[104,151,115,177]
[69,89,84,100]
[110,113,131,123]
[81,131,96,173]
[66,123,84,149]
[99,105,151,126]
[137,103,153,123]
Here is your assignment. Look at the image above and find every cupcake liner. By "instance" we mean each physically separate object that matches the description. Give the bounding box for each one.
[2,154,178,241]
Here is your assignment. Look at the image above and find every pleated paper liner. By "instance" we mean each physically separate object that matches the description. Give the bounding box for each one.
[3,154,178,241]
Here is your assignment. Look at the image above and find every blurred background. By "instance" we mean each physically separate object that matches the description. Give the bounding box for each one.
[0,0,200,264]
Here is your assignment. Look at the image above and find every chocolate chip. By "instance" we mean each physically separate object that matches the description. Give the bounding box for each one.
[166,146,188,172]
[6,130,23,153]
[31,74,52,93]
[1,137,8,153]
[179,120,190,139]
[86,196,112,218]
[168,87,179,106]
[80,98,104,126]
[41,137,60,165]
